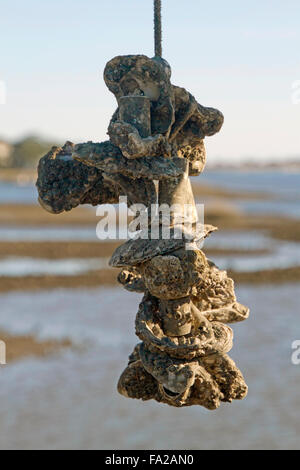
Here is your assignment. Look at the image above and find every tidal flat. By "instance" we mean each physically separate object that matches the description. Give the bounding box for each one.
[0,169,299,449]
[0,284,299,450]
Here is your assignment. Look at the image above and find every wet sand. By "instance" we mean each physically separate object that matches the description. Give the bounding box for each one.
[206,212,300,243]
[0,204,97,226]
[0,240,271,259]
[1,202,300,242]
[0,330,72,362]
[0,264,298,294]
[0,184,299,291]
[0,172,299,449]
[0,241,122,259]
[192,182,272,200]
[0,168,37,184]
[0,235,297,293]
[0,285,299,450]
[0,269,117,293]
[229,266,300,284]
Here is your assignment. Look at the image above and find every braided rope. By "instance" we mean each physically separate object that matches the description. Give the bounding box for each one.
[154,0,162,57]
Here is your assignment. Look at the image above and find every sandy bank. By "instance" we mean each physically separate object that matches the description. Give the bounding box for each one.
[0,241,271,259]
[229,266,300,284]
[0,269,118,293]
[1,203,299,243]
[0,265,299,293]
[0,330,72,363]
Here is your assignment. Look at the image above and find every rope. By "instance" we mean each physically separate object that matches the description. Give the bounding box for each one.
[154,0,162,57]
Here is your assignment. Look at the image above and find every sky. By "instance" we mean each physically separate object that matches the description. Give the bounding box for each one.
[0,0,299,162]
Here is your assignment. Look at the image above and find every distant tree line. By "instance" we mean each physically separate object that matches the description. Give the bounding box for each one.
[0,136,59,168]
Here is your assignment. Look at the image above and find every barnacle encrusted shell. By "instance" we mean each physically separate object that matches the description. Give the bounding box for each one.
[104,55,175,136]
[36,52,248,410]
[109,225,217,268]
[139,249,207,300]
[118,343,247,409]
[36,142,120,214]
[135,294,233,360]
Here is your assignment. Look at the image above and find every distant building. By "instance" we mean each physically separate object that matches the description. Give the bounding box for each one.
[0,140,12,167]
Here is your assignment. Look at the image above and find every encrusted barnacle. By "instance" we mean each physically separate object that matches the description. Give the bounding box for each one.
[134,294,233,359]
[36,142,120,214]
[109,225,217,268]
[104,55,175,137]
[118,342,247,409]
[138,249,207,300]
[36,2,248,409]
[118,268,145,293]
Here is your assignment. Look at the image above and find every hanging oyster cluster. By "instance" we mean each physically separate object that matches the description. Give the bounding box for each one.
[36,54,249,409]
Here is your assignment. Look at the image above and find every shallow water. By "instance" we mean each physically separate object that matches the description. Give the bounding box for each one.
[212,241,300,272]
[0,230,300,274]
[0,257,109,277]
[0,182,37,204]
[0,285,299,450]
[236,199,300,219]
[200,170,300,198]
[198,170,300,218]
[2,170,300,218]
[0,225,98,242]
[205,230,272,250]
